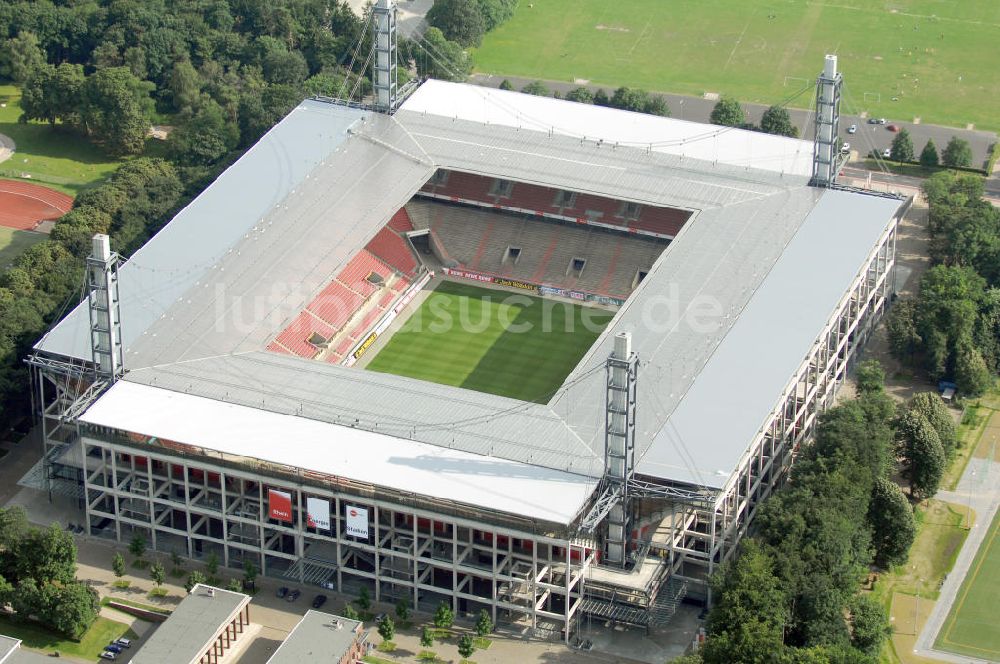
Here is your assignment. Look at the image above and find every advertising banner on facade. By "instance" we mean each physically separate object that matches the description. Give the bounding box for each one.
[306,496,331,531]
[268,489,293,523]
[345,505,369,539]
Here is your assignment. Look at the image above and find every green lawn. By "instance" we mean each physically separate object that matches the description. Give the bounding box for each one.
[366,281,613,402]
[0,225,45,269]
[474,0,1000,132]
[935,506,1000,660]
[0,84,122,195]
[0,614,135,658]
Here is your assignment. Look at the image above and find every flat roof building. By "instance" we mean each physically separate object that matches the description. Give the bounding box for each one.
[266,611,367,664]
[130,584,250,664]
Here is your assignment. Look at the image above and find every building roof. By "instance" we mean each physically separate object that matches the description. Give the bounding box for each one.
[80,381,598,525]
[266,611,362,664]
[129,584,249,664]
[40,79,902,515]
[0,636,51,664]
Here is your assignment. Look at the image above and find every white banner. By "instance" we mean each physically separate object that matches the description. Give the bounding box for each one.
[306,497,331,531]
[345,505,369,539]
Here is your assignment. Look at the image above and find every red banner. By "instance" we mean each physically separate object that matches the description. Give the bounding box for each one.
[268,489,293,523]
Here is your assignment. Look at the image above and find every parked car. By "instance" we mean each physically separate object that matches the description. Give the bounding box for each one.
[877,118,888,124]
[847,124,857,134]
[886,124,900,132]
[113,638,132,649]
[841,142,851,154]
[276,586,289,599]
[286,589,301,602]
[99,652,117,661]
[104,644,122,654]
[883,148,892,158]
[311,594,327,609]
[868,117,878,124]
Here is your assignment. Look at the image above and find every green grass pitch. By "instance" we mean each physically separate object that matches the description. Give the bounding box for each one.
[935,506,1000,659]
[366,281,614,402]
[473,0,1000,132]
[0,226,45,270]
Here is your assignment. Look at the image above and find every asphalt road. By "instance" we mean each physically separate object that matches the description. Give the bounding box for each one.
[469,74,997,170]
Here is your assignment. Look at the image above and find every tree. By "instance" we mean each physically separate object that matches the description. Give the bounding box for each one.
[475,608,493,636]
[942,137,973,168]
[520,81,550,97]
[907,392,957,457]
[16,523,77,586]
[395,596,410,621]
[45,582,100,639]
[593,89,610,106]
[498,79,513,91]
[205,551,220,576]
[0,32,47,85]
[896,410,945,499]
[420,625,434,648]
[184,570,206,592]
[867,477,915,568]
[242,559,258,587]
[920,140,939,168]
[226,577,243,592]
[848,594,891,656]
[356,586,371,611]
[458,634,475,659]
[170,550,183,570]
[168,59,202,113]
[150,560,165,587]
[413,28,471,82]
[341,603,360,620]
[112,552,126,579]
[710,95,745,127]
[887,299,922,363]
[565,86,593,104]
[433,601,454,628]
[643,94,670,117]
[855,359,885,395]
[703,540,788,663]
[129,533,147,561]
[80,67,155,156]
[426,0,486,47]
[760,105,798,137]
[377,614,396,641]
[170,100,239,166]
[890,129,914,163]
[955,339,993,396]
[475,0,517,30]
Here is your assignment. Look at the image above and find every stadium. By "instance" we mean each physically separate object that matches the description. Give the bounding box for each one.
[28,6,905,641]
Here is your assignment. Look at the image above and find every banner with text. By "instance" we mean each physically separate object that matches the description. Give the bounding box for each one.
[345,505,369,539]
[268,489,293,523]
[443,267,625,307]
[306,496,331,531]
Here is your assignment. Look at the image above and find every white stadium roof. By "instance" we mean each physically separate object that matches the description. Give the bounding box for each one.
[37,79,903,521]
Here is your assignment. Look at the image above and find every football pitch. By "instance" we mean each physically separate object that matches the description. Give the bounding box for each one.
[366,281,614,403]
[935,505,1000,659]
[473,0,1000,131]
[0,227,44,270]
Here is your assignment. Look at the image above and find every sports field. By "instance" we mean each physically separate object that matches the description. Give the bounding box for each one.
[366,281,614,402]
[0,226,44,269]
[473,0,1000,131]
[935,505,1000,660]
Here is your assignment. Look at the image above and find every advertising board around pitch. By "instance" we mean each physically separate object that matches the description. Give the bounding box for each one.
[345,505,369,539]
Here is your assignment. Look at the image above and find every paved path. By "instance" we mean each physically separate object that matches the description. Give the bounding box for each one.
[913,418,1000,663]
[469,74,997,169]
[0,133,13,165]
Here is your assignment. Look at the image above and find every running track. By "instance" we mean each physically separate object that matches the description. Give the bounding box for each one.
[0,179,73,231]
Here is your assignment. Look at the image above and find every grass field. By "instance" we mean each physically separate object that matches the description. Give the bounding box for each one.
[0,614,135,658]
[935,506,1000,660]
[366,281,613,402]
[0,84,125,195]
[474,0,1000,131]
[0,226,45,269]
